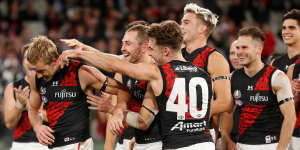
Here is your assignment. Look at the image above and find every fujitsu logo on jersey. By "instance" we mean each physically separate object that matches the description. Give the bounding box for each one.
[170,121,207,132]
[54,89,77,98]
[250,93,269,102]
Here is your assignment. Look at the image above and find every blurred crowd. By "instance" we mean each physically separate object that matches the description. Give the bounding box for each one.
[0,0,300,145]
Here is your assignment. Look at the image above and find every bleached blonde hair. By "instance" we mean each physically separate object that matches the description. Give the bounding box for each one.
[27,36,59,65]
[184,3,218,35]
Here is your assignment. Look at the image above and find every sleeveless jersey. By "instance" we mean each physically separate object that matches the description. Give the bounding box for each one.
[121,75,161,144]
[36,61,90,148]
[292,61,300,137]
[231,65,283,144]
[12,79,38,142]
[156,60,213,149]
[182,46,217,72]
[272,54,300,73]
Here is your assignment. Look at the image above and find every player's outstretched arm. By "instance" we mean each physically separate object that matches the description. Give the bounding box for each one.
[60,39,160,82]
[273,71,296,150]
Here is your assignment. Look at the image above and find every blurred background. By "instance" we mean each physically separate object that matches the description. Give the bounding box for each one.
[0,0,299,149]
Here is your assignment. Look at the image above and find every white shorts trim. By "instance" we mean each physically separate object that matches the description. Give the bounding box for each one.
[166,142,215,150]
[288,136,300,150]
[115,139,131,150]
[133,141,162,150]
[49,138,93,150]
[10,141,48,150]
[237,142,278,150]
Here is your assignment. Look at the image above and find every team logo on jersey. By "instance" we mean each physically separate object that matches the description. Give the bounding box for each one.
[41,96,48,103]
[52,81,59,86]
[40,86,46,95]
[233,90,241,99]
[247,85,254,91]
[233,90,243,106]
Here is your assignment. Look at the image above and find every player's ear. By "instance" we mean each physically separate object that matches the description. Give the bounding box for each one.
[163,47,170,57]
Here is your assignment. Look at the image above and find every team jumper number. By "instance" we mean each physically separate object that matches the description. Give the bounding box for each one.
[166,77,209,120]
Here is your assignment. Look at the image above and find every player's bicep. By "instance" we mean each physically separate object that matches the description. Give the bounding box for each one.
[272,70,294,104]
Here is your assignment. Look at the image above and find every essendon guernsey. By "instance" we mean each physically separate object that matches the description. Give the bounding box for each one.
[122,75,161,144]
[13,79,38,142]
[36,61,90,148]
[272,54,300,73]
[182,46,217,72]
[156,60,213,149]
[292,61,300,137]
[231,65,283,144]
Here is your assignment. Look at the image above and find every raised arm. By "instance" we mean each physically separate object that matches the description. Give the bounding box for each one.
[60,39,159,82]
[28,75,55,146]
[3,83,28,129]
[272,71,296,150]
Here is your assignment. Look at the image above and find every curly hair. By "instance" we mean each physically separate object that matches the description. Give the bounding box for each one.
[147,20,183,52]
[27,36,59,65]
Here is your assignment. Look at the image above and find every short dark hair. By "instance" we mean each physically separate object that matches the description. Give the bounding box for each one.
[147,20,183,52]
[126,24,149,44]
[125,20,149,30]
[238,26,265,44]
[283,9,300,26]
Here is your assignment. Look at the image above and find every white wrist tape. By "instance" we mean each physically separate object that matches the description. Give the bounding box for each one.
[15,99,25,109]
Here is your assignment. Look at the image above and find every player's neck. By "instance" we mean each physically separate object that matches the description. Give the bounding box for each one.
[185,37,207,53]
[138,54,152,64]
[287,43,300,58]
[244,59,264,77]
[172,53,186,62]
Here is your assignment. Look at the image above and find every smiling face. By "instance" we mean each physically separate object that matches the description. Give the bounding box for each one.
[282,19,300,46]
[180,12,204,44]
[236,36,262,67]
[121,31,144,63]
